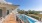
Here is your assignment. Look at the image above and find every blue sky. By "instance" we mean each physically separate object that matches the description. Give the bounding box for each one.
[6,0,42,11]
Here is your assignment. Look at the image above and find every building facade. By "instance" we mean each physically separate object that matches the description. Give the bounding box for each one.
[0,3,18,18]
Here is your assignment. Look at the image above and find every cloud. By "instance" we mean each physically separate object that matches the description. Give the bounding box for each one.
[0,0,12,4]
[5,1,12,4]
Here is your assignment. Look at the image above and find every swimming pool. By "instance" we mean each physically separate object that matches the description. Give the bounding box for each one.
[16,14,40,23]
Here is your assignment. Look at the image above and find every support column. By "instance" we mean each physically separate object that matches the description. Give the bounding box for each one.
[12,8,18,22]
[41,18,42,21]
[2,7,7,18]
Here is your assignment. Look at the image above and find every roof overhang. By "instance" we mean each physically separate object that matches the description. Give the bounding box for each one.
[0,4,19,10]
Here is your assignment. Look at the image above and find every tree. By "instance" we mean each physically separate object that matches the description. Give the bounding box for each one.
[17,9,25,14]
[17,9,40,15]
[28,10,32,14]
[24,11,28,15]
[28,10,40,15]
[34,11,40,15]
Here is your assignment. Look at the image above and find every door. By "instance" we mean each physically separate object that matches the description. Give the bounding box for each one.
[7,10,9,15]
[0,9,2,17]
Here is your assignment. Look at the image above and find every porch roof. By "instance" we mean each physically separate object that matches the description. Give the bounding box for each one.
[0,3,19,10]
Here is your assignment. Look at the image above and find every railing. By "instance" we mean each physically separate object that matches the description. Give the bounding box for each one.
[16,14,42,23]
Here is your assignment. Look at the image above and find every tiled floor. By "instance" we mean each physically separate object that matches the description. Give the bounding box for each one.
[2,13,17,23]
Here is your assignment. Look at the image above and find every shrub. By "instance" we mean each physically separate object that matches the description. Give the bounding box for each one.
[31,16,39,20]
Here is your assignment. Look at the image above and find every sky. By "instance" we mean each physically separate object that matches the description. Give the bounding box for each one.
[5,0,42,11]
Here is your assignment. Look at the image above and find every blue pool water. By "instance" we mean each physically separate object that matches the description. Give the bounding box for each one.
[17,14,37,23]
[27,17,36,23]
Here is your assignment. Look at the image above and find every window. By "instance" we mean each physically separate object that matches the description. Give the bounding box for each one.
[0,9,2,17]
